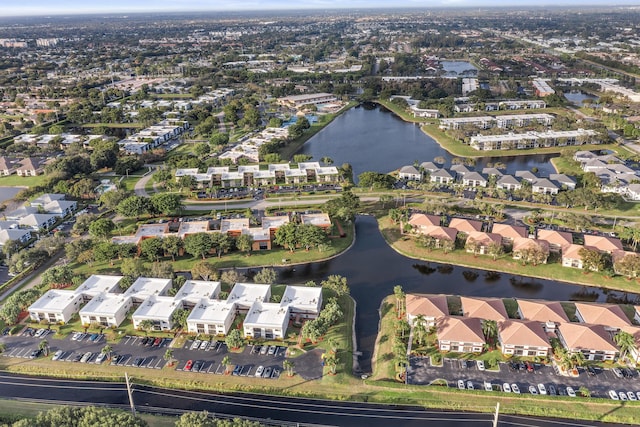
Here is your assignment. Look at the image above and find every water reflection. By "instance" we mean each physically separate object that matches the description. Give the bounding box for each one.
[298,104,558,181]
[266,216,636,373]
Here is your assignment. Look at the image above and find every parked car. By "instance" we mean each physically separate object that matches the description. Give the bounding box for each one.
[267,345,276,355]
[232,365,242,376]
[190,340,201,350]
[612,368,623,378]
[586,366,597,376]
[548,385,556,396]
[255,366,265,378]
[627,392,637,401]
[537,384,547,395]
[477,360,485,371]
[466,381,474,390]
[263,367,273,378]
[29,349,42,359]
[484,382,492,392]
[95,352,106,364]
[525,362,534,373]
[260,345,269,355]
[71,332,82,341]
[528,385,538,395]
[184,360,193,371]
[89,333,98,342]
[619,391,628,401]
[511,384,520,394]
[80,352,92,363]
[192,360,203,372]
[132,357,142,367]
[52,350,63,361]
[566,387,576,398]
[110,355,122,366]
[609,390,620,400]
[502,383,511,393]
[199,340,209,350]
[153,338,162,347]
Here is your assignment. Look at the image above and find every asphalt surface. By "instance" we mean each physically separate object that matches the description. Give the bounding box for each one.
[408,356,640,400]
[0,372,630,427]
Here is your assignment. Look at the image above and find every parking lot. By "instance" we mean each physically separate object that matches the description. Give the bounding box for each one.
[407,356,640,400]
[0,327,322,381]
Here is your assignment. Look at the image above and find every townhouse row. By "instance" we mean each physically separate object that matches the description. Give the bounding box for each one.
[406,294,640,363]
[111,213,332,251]
[0,156,47,177]
[28,274,323,340]
[439,113,554,131]
[398,162,576,195]
[118,119,190,155]
[218,127,290,164]
[0,193,77,247]
[575,150,640,202]
[468,129,599,151]
[406,213,633,271]
[175,161,340,188]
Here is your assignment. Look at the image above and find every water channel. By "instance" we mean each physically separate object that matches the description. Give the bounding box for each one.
[269,216,637,373]
[298,104,559,182]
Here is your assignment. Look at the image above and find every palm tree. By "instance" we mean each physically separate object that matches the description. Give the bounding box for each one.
[221,355,231,374]
[614,330,636,362]
[101,344,113,360]
[413,315,428,347]
[163,348,174,366]
[393,285,405,318]
[139,320,154,336]
[38,339,49,357]
[481,320,498,349]
[283,360,295,377]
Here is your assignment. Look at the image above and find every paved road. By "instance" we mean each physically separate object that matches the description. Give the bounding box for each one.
[0,372,620,427]
[133,168,155,197]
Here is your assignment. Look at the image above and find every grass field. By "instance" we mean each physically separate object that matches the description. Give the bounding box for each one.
[0,174,47,188]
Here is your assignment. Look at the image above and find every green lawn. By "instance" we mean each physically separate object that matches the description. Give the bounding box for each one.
[378,216,640,294]
[0,174,47,188]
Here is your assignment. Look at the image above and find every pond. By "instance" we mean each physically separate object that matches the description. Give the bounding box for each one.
[269,216,636,373]
[441,60,478,77]
[564,91,599,106]
[297,104,558,182]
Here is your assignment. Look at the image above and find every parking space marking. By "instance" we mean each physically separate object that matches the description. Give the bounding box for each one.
[121,356,131,366]
[215,363,224,374]
[154,358,164,369]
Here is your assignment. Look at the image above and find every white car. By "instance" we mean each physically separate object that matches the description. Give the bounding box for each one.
[636,392,640,401]
[484,381,492,392]
[467,381,474,390]
[51,350,63,361]
[71,332,81,341]
[503,383,511,393]
[511,384,520,394]
[94,352,106,364]
[627,392,637,401]
[80,352,92,363]
[190,340,201,350]
[566,387,576,398]
[529,385,538,395]
[476,360,485,371]
[609,390,620,400]
[457,380,465,390]
[255,366,264,378]
[619,391,628,401]
[537,383,547,395]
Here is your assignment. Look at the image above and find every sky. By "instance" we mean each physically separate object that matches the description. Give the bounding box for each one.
[3,0,639,16]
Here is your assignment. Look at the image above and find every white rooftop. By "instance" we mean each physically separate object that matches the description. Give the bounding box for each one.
[29,290,79,313]
[74,275,123,298]
[226,282,271,307]
[124,277,172,300]
[132,295,180,320]
[244,301,289,327]
[188,299,235,324]
[175,280,221,304]
[80,293,130,316]
[281,286,323,312]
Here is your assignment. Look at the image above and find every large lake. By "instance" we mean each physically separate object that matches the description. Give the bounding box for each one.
[298,104,558,182]
[268,216,634,373]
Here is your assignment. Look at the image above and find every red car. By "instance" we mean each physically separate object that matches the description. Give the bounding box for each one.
[184,360,193,371]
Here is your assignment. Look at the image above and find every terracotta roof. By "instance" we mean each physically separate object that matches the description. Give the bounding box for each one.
[406,294,449,319]
[516,299,569,323]
[574,303,631,328]
[408,213,440,228]
[449,218,483,233]
[437,316,485,344]
[537,229,573,251]
[562,244,584,261]
[492,223,527,240]
[461,296,508,321]
[583,235,623,253]
[498,320,551,348]
[612,250,638,264]
[466,231,501,247]
[423,225,457,242]
[512,237,550,254]
[557,323,618,353]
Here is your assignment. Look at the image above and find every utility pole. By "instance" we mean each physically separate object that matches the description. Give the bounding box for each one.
[493,402,500,427]
[125,372,136,416]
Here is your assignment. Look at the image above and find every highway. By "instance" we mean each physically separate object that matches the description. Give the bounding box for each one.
[0,373,621,426]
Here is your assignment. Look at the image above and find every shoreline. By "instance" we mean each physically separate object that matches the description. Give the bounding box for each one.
[376,216,640,296]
